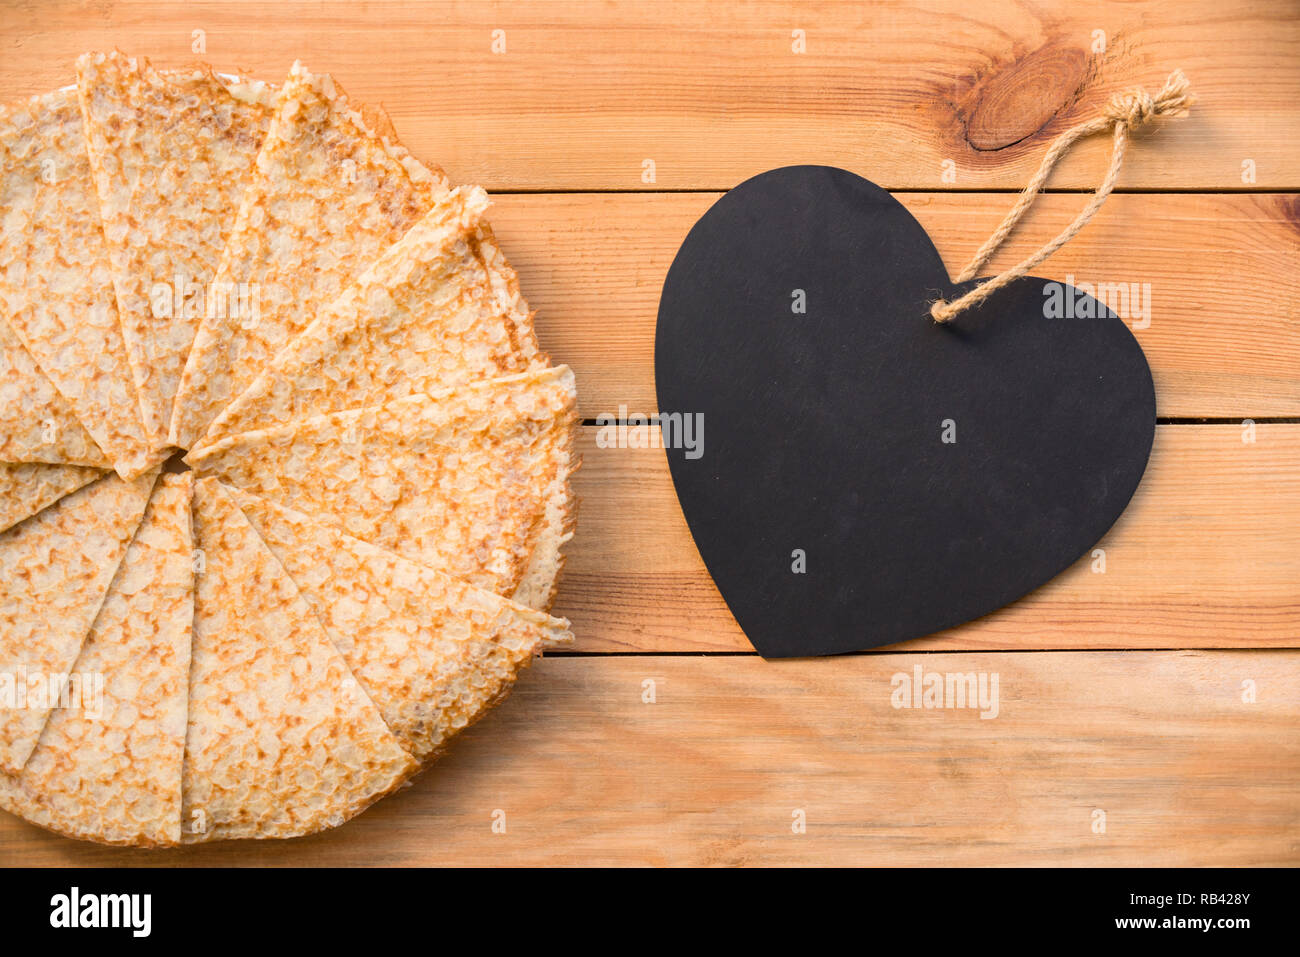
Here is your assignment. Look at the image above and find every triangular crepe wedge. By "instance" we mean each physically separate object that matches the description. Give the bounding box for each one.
[475,218,539,353]
[170,61,449,449]
[0,462,107,534]
[0,472,191,846]
[182,478,415,842]
[76,51,277,449]
[224,482,572,762]
[0,88,155,477]
[188,365,578,608]
[196,184,548,449]
[0,318,108,467]
[0,468,156,771]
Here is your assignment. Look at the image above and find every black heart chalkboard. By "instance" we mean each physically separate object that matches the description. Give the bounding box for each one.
[655,165,1155,658]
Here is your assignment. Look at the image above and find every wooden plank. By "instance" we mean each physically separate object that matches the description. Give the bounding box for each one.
[500,191,1300,420]
[3,651,1295,866]
[1,1,1296,190]
[557,423,1300,652]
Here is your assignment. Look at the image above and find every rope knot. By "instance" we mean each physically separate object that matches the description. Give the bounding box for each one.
[1104,69,1195,130]
[1106,88,1157,128]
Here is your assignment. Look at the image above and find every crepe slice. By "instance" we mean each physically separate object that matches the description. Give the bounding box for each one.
[475,217,542,361]
[197,183,549,449]
[189,365,577,609]
[0,319,109,467]
[225,482,572,762]
[0,467,157,771]
[0,472,192,846]
[0,88,155,477]
[170,60,449,449]
[0,462,107,534]
[182,478,415,842]
[76,51,276,449]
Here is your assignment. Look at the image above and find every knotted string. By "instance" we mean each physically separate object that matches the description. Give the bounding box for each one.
[930,70,1194,323]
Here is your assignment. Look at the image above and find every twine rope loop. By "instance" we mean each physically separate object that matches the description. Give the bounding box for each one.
[930,70,1194,323]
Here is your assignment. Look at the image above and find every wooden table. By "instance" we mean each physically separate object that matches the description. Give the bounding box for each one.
[0,0,1296,866]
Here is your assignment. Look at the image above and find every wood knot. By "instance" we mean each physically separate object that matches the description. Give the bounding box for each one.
[962,46,1089,151]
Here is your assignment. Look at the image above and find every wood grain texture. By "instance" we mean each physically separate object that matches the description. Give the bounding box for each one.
[557,423,1300,652]
[499,191,1300,420]
[2,651,1295,866]
[0,0,1295,869]
[0,0,1296,190]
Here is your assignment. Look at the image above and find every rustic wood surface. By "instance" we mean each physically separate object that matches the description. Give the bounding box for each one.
[493,191,1300,419]
[2,0,1297,190]
[0,0,1296,866]
[4,653,1297,867]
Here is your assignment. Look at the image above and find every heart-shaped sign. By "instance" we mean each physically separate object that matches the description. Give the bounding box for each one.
[655,165,1155,657]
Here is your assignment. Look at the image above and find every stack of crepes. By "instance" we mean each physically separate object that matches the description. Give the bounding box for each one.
[0,53,577,846]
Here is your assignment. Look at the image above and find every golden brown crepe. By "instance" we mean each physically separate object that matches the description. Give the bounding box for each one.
[0,462,107,535]
[0,468,157,771]
[196,184,547,448]
[182,477,415,842]
[188,365,577,609]
[0,318,108,467]
[0,472,191,846]
[170,61,448,449]
[77,51,276,449]
[0,55,578,847]
[227,482,571,761]
[0,88,155,477]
